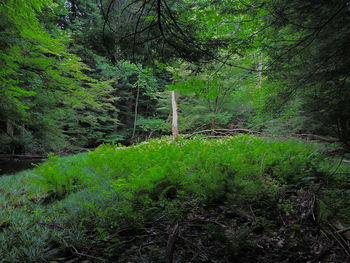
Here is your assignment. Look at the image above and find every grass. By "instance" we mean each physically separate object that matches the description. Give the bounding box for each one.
[0,135,349,262]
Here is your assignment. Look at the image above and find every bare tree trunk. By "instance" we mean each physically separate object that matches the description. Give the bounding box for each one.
[171,91,179,139]
[132,86,140,140]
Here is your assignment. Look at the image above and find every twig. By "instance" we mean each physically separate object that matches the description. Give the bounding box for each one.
[311,193,316,221]
[165,223,179,263]
[328,224,350,256]
[249,205,256,223]
[71,246,102,260]
[279,213,286,226]
[191,218,228,229]
[336,227,350,234]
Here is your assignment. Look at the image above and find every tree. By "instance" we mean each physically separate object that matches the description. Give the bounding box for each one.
[99,0,258,65]
[261,0,350,147]
[171,90,179,139]
[0,0,97,153]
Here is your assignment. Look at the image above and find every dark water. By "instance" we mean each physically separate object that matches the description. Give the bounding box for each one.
[0,158,42,175]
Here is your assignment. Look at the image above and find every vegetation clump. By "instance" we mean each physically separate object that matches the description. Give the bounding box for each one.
[0,136,348,262]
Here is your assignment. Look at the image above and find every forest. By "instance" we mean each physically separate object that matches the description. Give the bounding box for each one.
[0,0,349,262]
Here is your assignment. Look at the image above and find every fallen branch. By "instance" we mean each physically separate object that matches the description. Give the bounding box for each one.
[336,227,350,234]
[71,246,102,260]
[165,223,179,263]
[328,223,350,257]
[184,128,336,142]
[184,128,257,138]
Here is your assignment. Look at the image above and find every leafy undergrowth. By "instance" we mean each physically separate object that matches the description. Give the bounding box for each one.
[0,135,349,262]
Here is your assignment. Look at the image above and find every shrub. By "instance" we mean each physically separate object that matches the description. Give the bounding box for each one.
[33,153,90,199]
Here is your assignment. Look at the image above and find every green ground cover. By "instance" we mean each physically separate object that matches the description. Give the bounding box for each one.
[0,135,349,262]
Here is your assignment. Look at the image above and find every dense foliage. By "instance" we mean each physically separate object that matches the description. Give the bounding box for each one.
[1,0,349,152]
[261,0,350,148]
[0,0,95,153]
[1,136,348,262]
[0,1,349,261]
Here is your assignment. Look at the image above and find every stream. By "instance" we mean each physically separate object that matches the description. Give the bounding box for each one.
[0,157,43,176]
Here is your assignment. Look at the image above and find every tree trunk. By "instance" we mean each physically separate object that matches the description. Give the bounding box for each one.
[171,91,179,139]
[132,86,140,140]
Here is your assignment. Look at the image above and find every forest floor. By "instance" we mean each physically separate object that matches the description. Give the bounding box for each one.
[0,135,349,262]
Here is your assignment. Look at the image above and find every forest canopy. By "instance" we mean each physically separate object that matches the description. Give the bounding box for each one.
[1,0,349,153]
